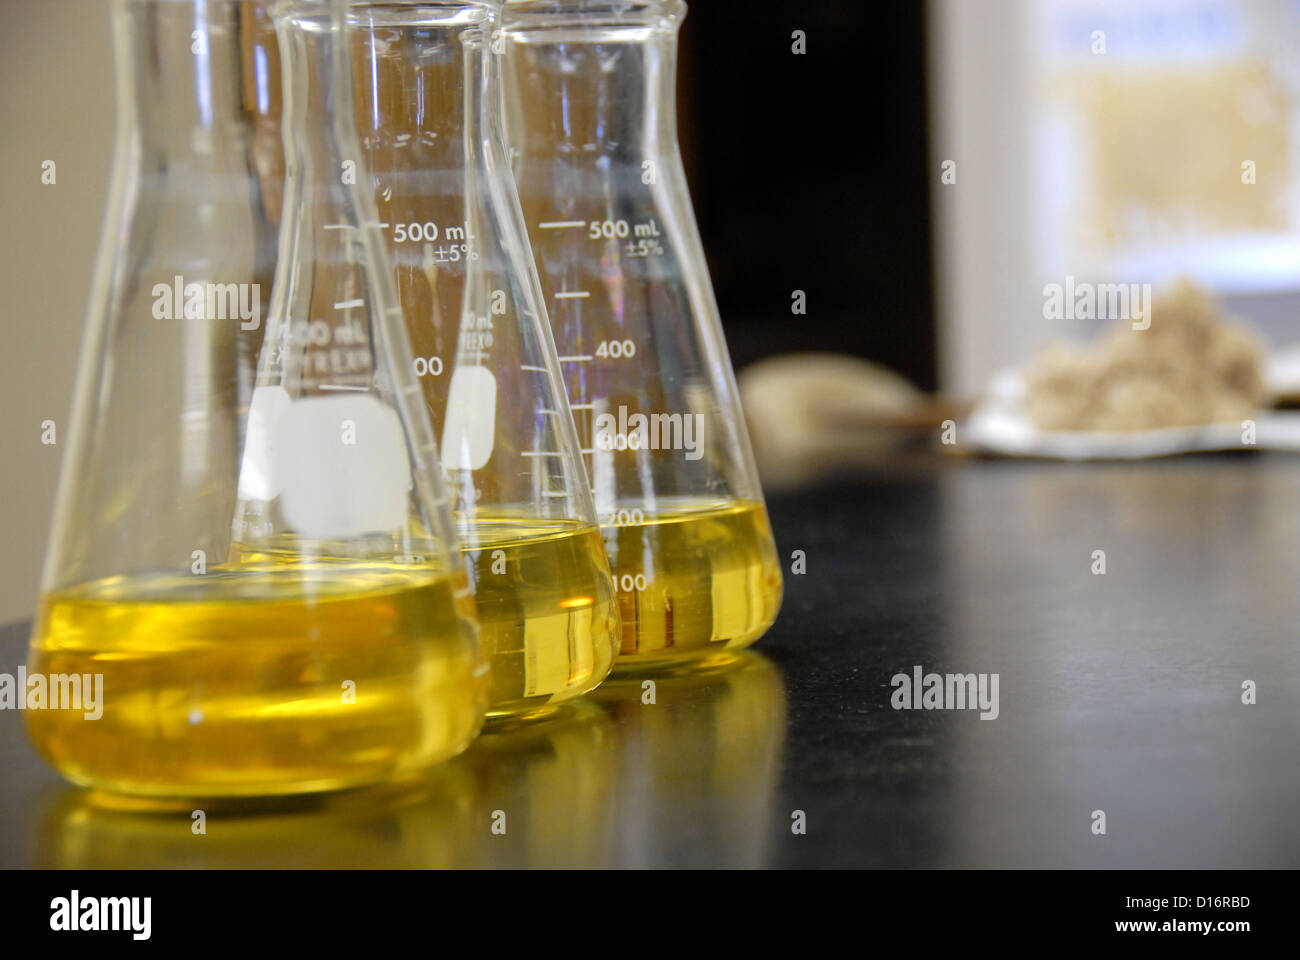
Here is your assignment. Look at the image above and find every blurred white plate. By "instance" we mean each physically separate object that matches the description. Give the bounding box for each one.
[1265,343,1300,400]
[963,368,1300,460]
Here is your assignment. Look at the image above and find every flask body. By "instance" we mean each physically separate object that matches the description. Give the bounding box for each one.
[502,0,782,668]
[350,0,620,715]
[26,0,487,799]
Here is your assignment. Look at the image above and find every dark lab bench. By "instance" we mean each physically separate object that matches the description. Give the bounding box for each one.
[2,454,1298,868]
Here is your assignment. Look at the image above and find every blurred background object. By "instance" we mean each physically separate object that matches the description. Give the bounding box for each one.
[930,0,1300,396]
[740,354,958,491]
[1023,280,1266,432]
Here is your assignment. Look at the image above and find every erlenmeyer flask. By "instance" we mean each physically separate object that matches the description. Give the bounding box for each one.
[500,0,782,668]
[348,0,619,717]
[25,0,485,801]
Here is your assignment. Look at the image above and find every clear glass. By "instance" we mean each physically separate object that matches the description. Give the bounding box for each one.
[25,0,486,801]
[347,0,619,716]
[501,0,782,668]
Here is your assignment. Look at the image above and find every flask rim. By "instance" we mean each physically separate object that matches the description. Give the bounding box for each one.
[502,0,685,30]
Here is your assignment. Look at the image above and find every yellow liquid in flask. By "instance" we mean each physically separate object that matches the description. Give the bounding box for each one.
[462,520,619,718]
[25,564,487,800]
[603,500,782,669]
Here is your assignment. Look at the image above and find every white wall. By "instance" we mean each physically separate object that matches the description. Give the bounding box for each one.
[927,0,1046,398]
[0,1,114,621]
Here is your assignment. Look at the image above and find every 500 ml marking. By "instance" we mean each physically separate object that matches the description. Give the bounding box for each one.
[393,220,479,264]
[271,316,367,346]
[263,316,368,368]
[536,217,663,256]
[590,218,664,257]
[391,221,469,243]
[587,218,657,239]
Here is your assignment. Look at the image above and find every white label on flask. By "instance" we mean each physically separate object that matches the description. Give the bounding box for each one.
[440,366,496,472]
[277,394,410,538]
[237,385,291,501]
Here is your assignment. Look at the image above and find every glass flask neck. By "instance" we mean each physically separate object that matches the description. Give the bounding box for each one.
[348,2,502,153]
[112,0,276,166]
[502,0,684,157]
[503,0,685,32]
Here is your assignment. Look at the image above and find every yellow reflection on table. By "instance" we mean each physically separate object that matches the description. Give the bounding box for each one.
[33,652,787,867]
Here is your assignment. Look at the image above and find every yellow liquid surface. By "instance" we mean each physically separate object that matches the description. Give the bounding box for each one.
[463,521,619,718]
[602,500,782,668]
[25,564,487,799]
